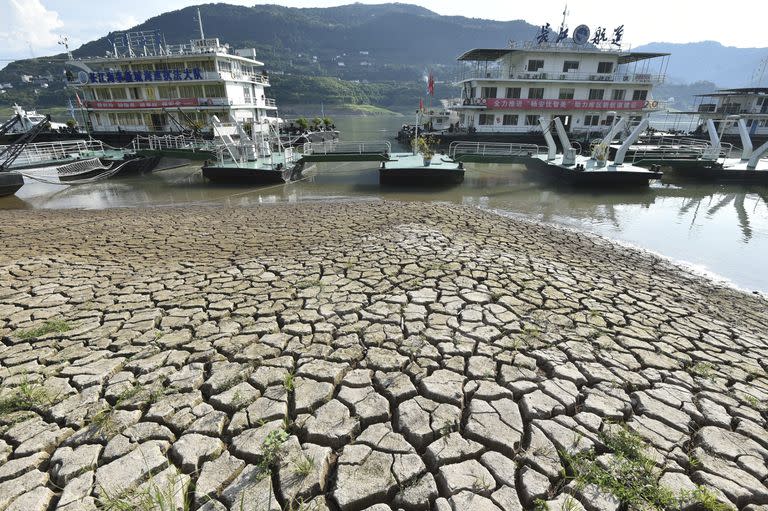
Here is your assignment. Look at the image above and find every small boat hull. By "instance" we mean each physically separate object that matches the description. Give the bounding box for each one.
[202,165,286,184]
[0,172,24,197]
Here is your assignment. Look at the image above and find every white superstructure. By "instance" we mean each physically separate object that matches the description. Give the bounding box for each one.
[65,28,278,137]
[452,24,670,139]
[4,104,68,134]
[695,88,768,139]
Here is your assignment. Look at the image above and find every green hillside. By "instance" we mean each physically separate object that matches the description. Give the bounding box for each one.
[0,3,536,112]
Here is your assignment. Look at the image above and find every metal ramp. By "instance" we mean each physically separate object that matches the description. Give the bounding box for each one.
[448,141,545,163]
[299,141,392,162]
[283,141,393,181]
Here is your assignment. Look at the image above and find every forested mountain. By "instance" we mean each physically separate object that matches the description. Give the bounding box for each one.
[1,3,766,113]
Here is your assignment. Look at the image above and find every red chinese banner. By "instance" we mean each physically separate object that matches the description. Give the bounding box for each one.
[85,98,200,109]
[483,98,646,110]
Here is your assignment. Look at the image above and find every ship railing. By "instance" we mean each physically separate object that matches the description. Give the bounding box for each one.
[302,140,391,155]
[0,139,105,168]
[628,141,735,163]
[458,69,665,84]
[131,134,220,152]
[448,141,545,158]
[265,98,277,108]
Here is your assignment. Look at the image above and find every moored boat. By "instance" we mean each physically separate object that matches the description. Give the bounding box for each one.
[379,153,464,186]
[64,10,280,144]
[525,116,662,187]
[202,118,296,185]
[629,118,768,184]
[0,172,24,197]
[417,15,669,148]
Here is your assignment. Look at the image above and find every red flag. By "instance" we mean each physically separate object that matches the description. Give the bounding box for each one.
[74,91,83,106]
[427,72,435,96]
[419,98,424,111]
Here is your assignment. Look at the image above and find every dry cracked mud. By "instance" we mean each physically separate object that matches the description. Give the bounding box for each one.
[0,201,767,511]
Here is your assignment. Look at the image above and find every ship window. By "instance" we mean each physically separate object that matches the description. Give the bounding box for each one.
[204,84,225,98]
[528,88,544,99]
[632,90,648,101]
[588,89,604,100]
[481,87,497,99]
[612,89,626,100]
[584,115,600,126]
[180,85,205,98]
[505,87,521,99]
[525,114,540,126]
[597,62,614,73]
[129,87,141,100]
[218,61,232,73]
[158,86,179,99]
[527,59,544,72]
[558,88,575,100]
[563,61,579,72]
[478,113,495,125]
[111,88,127,100]
[502,115,518,125]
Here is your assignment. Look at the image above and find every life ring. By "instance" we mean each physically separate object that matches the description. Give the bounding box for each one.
[649,100,658,108]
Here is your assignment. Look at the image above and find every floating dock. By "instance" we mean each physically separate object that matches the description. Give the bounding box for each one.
[379,153,464,186]
[529,117,662,187]
[627,119,768,185]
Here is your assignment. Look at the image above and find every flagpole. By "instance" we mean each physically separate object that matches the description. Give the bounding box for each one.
[428,70,432,114]
[414,107,419,155]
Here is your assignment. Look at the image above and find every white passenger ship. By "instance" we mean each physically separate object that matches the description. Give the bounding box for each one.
[65,16,278,143]
[691,87,768,146]
[441,20,670,145]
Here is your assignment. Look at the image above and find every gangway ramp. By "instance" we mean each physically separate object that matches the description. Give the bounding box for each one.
[299,141,392,162]
[448,141,545,163]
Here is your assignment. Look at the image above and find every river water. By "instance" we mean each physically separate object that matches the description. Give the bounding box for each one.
[2,115,767,294]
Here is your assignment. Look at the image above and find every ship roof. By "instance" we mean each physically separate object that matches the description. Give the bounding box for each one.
[456,47,669,64]
[695,87,768,97]
[71,52,264,67]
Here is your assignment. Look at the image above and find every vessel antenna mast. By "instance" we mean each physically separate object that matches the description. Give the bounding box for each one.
[196,7,205,40]
[58,36,73,60]
[559,3,569,35]
[751,56,768,87]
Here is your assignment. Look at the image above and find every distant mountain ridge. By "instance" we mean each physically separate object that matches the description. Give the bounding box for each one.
[635,41,768,88]
[69,3,537,80]
[2,3,768,111]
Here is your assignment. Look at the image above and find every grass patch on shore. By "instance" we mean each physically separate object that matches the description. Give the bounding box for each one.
[97,471,191,511]
[0,378,57,414]
[17,319,71,339]
[562,424,733,510]
[336,104,402,116]
[689,361,717,381]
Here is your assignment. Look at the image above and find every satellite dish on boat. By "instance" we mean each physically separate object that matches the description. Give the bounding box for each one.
[573,25,590,45]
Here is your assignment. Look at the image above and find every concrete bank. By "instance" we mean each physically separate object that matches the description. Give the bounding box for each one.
[0,201,766,511]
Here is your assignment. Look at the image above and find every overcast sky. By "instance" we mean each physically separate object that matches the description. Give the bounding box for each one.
[1,0,766,65]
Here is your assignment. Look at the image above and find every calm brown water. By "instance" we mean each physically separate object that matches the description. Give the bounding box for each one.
[2,115,767,294]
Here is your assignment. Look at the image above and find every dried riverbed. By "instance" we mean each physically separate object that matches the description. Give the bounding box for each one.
[0,201,767,511]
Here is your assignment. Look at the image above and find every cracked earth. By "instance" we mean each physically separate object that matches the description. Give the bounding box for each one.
[0,201,767,511]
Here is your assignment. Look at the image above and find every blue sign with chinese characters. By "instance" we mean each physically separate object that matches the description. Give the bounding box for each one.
[88,68,203,84]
